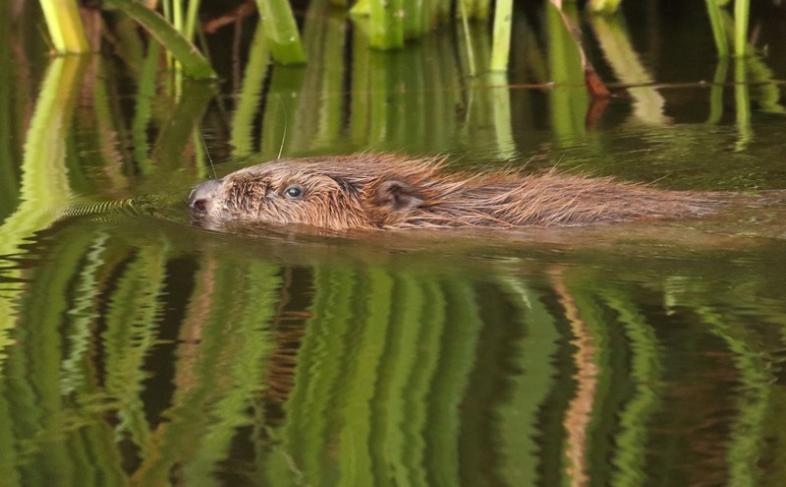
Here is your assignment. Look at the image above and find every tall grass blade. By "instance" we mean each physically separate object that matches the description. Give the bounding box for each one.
[588,0,623,14]
[490,0,512,72]
[38,0,90,53]
[368,0,405,49]
[705,0,730,57]
[734,0,750,57]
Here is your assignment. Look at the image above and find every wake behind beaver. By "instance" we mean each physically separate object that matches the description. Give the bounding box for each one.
[187,154,732,231]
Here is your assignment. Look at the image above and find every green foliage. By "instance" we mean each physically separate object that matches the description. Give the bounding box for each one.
[38,0,89,53]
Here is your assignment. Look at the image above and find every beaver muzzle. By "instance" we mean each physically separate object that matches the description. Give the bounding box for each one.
[188,179,222,216]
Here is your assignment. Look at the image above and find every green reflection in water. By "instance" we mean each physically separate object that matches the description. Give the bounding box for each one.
[3,3,786,485]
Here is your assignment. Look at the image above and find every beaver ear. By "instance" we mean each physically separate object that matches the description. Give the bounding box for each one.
[373,180,423,211]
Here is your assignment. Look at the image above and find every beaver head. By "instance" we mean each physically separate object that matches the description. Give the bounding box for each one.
[188,154,723,231]
[188,154,441,230]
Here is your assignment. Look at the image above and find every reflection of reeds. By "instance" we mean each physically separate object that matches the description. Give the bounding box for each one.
[590,13,670,126]
[497,277,560,486]
[0,56,85,368]
[230,23,271,158]
[601,290,661,487]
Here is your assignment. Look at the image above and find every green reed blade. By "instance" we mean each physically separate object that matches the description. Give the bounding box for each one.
[350,0,370,16]
[368,0,405,49]
[38,0,90,53]
[734,0,750,57]
[183,0,202,41]
[457,0,477,76]
[102,0,216,79]
[588,0,623,14]
[490,0,512,72]
[255,0,307,64]
[546,2,588,143]
[350,22,371,145]
[705,0,730,57]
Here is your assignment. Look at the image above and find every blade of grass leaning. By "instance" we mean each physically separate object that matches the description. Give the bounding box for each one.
[490,0,512,72]
[102,0,216,79]
[734,0,750,57]
[705,0,730,57]
[38,0,90,53]
[255,0,307,64]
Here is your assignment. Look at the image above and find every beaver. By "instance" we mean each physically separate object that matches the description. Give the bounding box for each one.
[187,154,728,231]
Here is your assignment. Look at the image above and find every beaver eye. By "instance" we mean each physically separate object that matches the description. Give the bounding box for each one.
[284,185,303,198]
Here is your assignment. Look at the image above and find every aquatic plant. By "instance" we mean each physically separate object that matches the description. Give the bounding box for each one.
[38,0,89,53]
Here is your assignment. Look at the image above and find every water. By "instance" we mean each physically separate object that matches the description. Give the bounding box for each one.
[2,1,786,485]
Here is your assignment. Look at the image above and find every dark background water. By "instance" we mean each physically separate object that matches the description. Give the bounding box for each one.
[2,1,786,485]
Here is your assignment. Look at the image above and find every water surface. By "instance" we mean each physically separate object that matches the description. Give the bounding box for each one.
[2,1,786,485]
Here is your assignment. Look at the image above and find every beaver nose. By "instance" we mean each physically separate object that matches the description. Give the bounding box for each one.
[188,179,221,214]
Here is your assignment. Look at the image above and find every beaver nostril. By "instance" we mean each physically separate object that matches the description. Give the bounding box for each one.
[188,179,222,214]
[192,199,208,212]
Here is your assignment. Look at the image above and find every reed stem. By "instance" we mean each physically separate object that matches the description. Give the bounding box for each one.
[255,0,307,64]
[39,0,90,53]
[369,0,405,49]
[705,0,729,57]
[734,0,750,57]
[490,0,512,72]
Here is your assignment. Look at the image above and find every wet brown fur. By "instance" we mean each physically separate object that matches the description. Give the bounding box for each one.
[192,154,726,230]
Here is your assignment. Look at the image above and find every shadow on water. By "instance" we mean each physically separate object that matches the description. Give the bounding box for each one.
[2,1,786,485]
